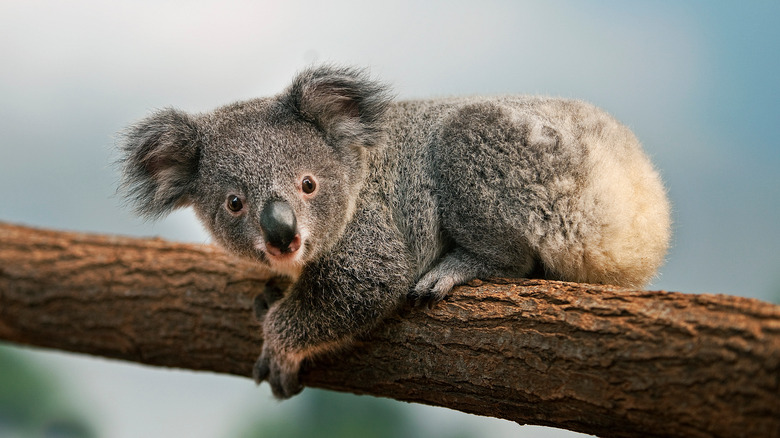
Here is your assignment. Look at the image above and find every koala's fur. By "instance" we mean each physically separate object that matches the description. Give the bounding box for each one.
[119,65,671,399]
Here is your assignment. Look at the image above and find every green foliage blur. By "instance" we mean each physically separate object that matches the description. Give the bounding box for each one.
[0,344,477,438]
[0,345,96,438]
[235,389,475,438]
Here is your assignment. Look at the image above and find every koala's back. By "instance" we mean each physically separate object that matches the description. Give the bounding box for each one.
[375,96,671,288]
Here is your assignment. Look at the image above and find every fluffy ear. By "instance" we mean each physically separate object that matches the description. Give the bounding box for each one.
[283,65,393,147]
[118,108,201,219]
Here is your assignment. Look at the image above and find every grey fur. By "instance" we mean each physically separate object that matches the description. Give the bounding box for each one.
[119,65,671,399]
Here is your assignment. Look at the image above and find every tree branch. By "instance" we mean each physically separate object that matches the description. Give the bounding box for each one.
[0,222,778,437]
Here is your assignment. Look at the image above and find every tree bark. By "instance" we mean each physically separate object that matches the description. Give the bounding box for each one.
[0,222,778,438]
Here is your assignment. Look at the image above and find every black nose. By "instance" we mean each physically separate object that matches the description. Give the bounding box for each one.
[259,200,299,254]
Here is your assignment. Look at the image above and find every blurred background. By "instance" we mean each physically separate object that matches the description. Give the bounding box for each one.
[1,1,778,437]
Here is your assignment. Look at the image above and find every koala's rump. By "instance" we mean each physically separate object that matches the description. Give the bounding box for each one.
[427,97,670,287]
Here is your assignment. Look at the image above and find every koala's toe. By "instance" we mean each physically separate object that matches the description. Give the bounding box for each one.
[268,368,303,400]
[281,371,303,399]
[255,344,304,399]
[252,354,270,384]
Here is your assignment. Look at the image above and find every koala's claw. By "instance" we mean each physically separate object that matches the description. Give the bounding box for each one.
[252,347,303,399]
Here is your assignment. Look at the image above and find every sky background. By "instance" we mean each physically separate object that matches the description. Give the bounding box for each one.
[1,1,778,437]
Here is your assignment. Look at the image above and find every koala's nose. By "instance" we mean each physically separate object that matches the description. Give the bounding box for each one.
[259,200,301,256]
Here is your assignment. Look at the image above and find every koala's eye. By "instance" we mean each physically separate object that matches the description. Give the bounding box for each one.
[301,176,317,195]
[226,195,244,213]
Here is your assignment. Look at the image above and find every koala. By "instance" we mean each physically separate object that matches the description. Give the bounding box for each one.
[119,65,671,399]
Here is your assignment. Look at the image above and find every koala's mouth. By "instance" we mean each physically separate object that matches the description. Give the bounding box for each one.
[254,235,307,279]
[265,234,302,257]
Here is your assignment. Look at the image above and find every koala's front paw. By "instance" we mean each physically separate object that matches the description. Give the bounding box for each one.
[253,344,303,399]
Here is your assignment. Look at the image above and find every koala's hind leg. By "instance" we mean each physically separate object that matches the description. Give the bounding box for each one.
[422,100,549,299]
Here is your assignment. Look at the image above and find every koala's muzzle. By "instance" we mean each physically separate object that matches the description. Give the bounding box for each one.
[260,200,301,256]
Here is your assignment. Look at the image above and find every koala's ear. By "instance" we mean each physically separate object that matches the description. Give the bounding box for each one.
[118,108,202,218]
[283,65,393,147]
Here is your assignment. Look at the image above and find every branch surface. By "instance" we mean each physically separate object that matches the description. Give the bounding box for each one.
[1,222,778,438]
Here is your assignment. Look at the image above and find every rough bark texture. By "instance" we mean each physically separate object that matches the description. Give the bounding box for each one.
[0,222,778,438]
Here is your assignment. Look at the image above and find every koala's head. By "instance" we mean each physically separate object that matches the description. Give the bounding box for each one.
[119,66,392,277]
